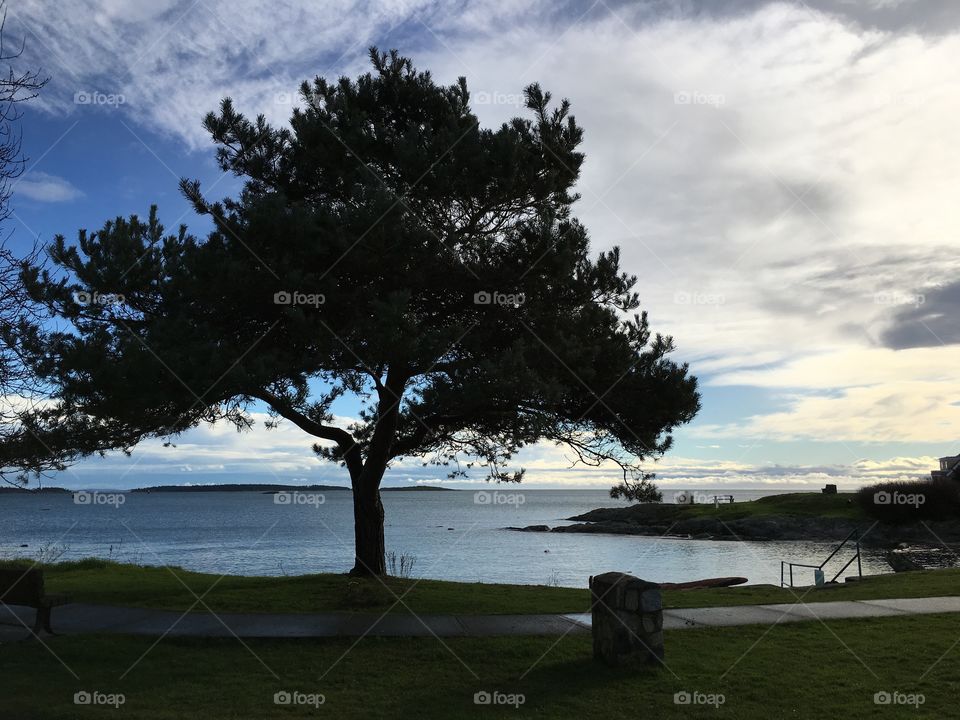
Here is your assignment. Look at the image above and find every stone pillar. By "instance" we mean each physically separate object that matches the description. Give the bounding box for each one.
[589,572,664,667]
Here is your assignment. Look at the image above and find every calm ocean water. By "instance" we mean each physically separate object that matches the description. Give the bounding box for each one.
[0,488,890,587]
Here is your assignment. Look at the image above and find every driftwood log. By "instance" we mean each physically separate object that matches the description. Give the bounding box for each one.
[660,576,748,590]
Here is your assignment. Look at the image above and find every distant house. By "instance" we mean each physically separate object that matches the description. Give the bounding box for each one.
[932,455,960,481]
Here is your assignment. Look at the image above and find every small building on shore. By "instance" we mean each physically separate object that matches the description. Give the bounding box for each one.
[932,455,960,481]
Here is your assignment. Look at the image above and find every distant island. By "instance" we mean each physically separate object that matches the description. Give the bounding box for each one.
[382,486,458,492]
[131,483,350,493]
[0,486,72,494]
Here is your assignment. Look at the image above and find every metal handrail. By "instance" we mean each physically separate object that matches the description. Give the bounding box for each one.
[780,529,862,588]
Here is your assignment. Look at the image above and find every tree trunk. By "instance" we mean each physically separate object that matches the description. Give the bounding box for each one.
[350,482,386,576]
[347,370,406,577]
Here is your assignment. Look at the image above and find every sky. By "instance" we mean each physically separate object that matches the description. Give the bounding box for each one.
[6,0,960,490]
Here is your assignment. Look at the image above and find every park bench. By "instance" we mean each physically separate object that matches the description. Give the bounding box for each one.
[0,568,70,634]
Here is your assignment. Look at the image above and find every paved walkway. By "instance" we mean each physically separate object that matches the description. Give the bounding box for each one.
[2,596,960,640]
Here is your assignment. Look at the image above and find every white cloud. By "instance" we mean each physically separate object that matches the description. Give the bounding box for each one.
[15,172,84,202]
[17,0,522,147]
[14,0,960,457]
[60,414,940,491]
[696,347,960,442]
[417,5,960,444]
[709,346,960,389]
[698,381,960,443]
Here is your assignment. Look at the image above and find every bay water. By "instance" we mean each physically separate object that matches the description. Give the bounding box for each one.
[0,488,890,588]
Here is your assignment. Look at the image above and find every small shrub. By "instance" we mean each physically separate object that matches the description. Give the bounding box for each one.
[386,551,417,578]
[35,543,69,564]
[856,479,960,523]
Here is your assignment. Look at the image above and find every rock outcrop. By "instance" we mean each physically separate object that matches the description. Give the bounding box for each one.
[507,505,960,548]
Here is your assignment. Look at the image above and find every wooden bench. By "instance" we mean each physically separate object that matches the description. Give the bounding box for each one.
[0,568,71,634]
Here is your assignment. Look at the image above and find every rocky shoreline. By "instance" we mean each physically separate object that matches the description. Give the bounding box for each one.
[506,504,960,548]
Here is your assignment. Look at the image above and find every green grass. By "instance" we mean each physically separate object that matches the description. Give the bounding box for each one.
[623,492,866,522]
[5,559,589,615]
[3,559,959,615]
[3,613,958,718]
[700,491,865,519]
[661,569,960,608]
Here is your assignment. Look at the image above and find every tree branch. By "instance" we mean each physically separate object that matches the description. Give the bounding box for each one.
[247,387,363,478]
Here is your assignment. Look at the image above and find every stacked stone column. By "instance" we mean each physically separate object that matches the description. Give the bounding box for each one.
[590,572,664,666]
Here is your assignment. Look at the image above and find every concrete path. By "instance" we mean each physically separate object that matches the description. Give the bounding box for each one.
[2,596,960,640]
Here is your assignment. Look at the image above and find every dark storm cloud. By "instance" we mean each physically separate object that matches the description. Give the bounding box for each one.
[609,0,960,36]
[881,280,960,348]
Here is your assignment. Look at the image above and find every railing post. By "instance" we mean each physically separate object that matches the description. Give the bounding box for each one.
[779,528,865,587]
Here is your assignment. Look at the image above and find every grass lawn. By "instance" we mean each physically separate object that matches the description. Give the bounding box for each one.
[6,559,589,615]
[610,492,867,523]
[696,491,865,519]
[3,613,958,718]
[1,559,958,615]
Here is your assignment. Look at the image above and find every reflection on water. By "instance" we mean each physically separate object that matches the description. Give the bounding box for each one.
[0,489,893,588]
